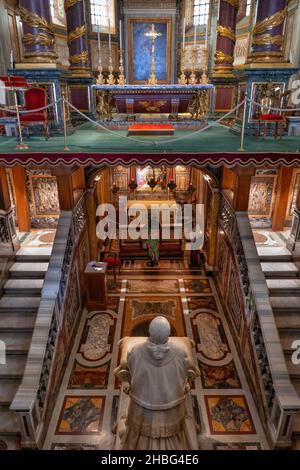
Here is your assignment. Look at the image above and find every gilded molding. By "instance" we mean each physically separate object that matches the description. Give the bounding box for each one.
[64,0,82,10]
[67,25,87,45]
[19,6,53,33]
[69,50,88,64]
[252,34,283,47]
[223,0,239,10]
[214,50,234,64]
[23,32,55,47]
[217,25,236,42]
[253,7,288,35]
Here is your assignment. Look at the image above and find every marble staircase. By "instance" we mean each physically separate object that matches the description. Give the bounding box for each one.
[258,246,300,437]
[0,247,51,450]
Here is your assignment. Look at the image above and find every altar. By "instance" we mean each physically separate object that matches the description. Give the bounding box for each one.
[93,84,214,121]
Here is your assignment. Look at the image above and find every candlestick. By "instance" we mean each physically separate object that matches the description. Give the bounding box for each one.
[117,48,126,85]
[119,20,123,50]
[107,53,115,85]
[178,48,187,85]
[189,48,197,85]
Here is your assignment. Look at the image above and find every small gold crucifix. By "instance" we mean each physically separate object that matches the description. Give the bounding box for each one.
[145,24,162,85]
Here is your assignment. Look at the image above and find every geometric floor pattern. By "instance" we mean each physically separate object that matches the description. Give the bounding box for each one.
[43,261,268,450]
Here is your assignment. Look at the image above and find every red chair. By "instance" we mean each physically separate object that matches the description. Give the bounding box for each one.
[98,249,121,282]
[20,87,49,140]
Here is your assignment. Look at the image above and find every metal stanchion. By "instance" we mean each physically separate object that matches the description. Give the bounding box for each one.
[14,88,29,150]
[238,92,248,152]
[62,90,70,152]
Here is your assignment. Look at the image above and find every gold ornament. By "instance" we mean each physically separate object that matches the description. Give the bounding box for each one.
[69,50,88,64]
[253,7,288,35]
[214,50,234,64]
[64,0,82,11]
[224,0,240,10]
[252,34,283,47]
[67,25,87,45]
[23,32,54,47]
[191,90,210,120]
[217,25,236,42]
[138,101,167,112]
[19,6,53,33]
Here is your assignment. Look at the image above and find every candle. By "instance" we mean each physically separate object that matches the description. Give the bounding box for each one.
[108,18,111,50]
[194,22,197,49]
[10,50,14,68]
[182,17,186,50]
[97,17,101,52]
[119,20,122,50]
[205,23,208,47]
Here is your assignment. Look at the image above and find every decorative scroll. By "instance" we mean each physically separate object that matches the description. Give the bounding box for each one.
[252,34,283,47]
[67,25,86,45]
[69,50,88,64]
[215,50,234,64]
[23,32,55,47]
[217,25,236,42]
[190,90,210,120]
[19,6,53,33]
[64,0,82,10]
[253,7,288,35]
[224,0,240,9]
[96,91,113,121]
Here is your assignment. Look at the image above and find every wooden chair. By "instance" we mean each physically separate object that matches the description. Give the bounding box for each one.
[256,91,290,142]
[20,87,49,140]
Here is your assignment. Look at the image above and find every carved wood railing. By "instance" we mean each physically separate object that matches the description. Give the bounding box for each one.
[10,194,87,449]
[218,193,300,448]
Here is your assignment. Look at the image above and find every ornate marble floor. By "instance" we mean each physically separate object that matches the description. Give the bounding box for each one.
[43,261,268,450]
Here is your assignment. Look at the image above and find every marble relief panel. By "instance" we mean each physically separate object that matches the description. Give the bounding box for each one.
[248,176,276,218]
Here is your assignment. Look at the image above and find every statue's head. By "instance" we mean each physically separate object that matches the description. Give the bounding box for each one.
[147,316,171,360]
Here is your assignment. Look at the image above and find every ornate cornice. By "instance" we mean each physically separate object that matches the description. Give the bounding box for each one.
[64,0,82,10]
[214,50,234,64]
[252,34,283,47]
[23,32,55,47]
[253,7,288,35]
[69,50,88,64]
[67,25,87,45]
[223,0,240,10]
[217,25,236,42]
[19,6,53,33]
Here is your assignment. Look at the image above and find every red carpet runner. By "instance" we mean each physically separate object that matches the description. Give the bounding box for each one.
[127,123,175,136]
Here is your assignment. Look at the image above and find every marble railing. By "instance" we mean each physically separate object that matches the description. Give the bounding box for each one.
[10,194,88,449]
[218,194,300,448]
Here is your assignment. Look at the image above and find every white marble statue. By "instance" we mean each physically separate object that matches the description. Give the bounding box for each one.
[114,316,200,450]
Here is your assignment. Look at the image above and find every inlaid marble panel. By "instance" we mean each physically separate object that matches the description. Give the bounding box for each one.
[184,279,211,293]
[127,279,178,293]
[199,360,241,389]
[205,396,256,434]
[78,313,115,362]
[192,312,230,361]
[68,360,110,390]
[56,396,105,435]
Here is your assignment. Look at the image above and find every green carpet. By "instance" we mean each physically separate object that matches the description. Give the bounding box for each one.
[0,121,299,153]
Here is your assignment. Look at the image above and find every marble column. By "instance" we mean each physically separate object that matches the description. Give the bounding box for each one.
[248,0,288,63]
[64,0,90,74]
[213,0,239,76]
[19,0,57,63]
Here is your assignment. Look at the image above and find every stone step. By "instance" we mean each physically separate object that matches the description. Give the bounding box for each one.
[0,296,40,314]
[261,262,298,278]
[9,262,49,279]
[0,380,20,406]
[270,296,300,313]
[266,279,300,296]
[0,355,27,379]
[0,313,36,332]
[3,279,44,296]
[257,246,292,262]
[0,331,32,354]
[0,410,20,437]
[276,312,300,330]
[15,247,52,262]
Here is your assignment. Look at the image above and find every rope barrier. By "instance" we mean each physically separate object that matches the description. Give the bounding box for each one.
[0,98,61,114]
[63,97,245,147]
[246,97,300,113]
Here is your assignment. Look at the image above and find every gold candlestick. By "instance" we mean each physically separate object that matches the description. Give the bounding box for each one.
[201,47,209,84]
[189,48,197,84]
[178,48,187,85]
[107,53,115,85]
[117,48,126,85]
[96,50,105,85]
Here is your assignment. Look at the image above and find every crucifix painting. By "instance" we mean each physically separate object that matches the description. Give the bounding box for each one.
[128,18,172,84]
